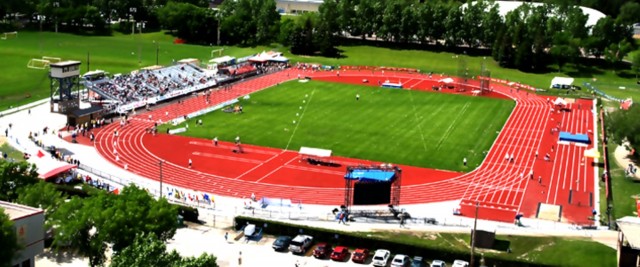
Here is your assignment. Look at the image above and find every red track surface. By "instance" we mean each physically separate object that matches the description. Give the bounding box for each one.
[88,69,597,225]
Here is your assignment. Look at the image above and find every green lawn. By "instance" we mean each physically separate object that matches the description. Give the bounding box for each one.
[373,231,616,267]
[162,80,513,171]
[0,31,273,110]
[1,31,638,112]
[0,142,24,162]
[603,142,640,220]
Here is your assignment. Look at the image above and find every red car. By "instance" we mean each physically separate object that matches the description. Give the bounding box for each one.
[313,243,332,258]
[351,248,369,263]
[330,246,350,261]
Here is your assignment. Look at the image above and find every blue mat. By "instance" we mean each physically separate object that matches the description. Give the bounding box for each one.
[559,132,590,144]
[382,82,402,89]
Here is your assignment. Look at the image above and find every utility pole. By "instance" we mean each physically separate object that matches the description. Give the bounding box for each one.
[470,202,479,267]
[159,160,164,198]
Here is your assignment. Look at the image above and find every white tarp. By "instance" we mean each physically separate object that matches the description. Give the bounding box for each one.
[550,77,574,88]
[299,147,332,158]
[439,78,454,84]
[209,56,235,64]
[178,58,199,65]
[553,97,567,106]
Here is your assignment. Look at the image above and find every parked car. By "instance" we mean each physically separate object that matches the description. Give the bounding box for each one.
[351,248,370,263]
[452,260,469,267]
[372,249,391,267]
[313,242,332,258]
[411,256,426,267]
[330,246,349,261]
[289,235,313,254]
[551,84,572,89]
[272,236,292,251]
[430,260,446,267]
[391,254,411,267]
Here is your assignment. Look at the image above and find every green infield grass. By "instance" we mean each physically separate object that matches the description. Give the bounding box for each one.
[162,80,514,171]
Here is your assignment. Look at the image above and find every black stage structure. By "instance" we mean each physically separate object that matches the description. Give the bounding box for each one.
[343,165,402,213]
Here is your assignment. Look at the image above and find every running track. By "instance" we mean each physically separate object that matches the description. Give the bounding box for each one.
[88,69,596,225]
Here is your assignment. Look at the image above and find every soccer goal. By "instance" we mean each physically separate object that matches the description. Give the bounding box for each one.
[210,48,224,58]
[1,31,17,40]
[27,59,51,70]
[42,56,62,63]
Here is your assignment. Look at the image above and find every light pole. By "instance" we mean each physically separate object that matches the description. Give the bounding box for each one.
[129,7,137,36]
[154,41,159,65]
[470,201,479,267]
[215,11,222,46]
[158,160,164,198]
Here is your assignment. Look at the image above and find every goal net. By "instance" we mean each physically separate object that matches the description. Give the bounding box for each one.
[1,31,17,40]
[27,59,50,69]
[42,56,62,63]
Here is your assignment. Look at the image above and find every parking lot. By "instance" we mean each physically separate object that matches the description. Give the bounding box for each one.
[166,224,460,267]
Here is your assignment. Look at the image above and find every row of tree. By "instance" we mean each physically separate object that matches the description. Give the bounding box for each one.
[2,0,640,74]
[0,160,217,267]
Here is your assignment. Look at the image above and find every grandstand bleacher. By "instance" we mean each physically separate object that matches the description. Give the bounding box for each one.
[82,60,289,114]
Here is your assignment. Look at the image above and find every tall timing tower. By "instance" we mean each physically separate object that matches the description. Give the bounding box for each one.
[49,61,81,114]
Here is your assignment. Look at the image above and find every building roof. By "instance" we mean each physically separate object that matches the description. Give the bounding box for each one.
[50,61,81,67]
[617,216,640,250]
[0,201,43,221]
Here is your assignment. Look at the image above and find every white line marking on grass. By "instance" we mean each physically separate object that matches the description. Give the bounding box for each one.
[435,101,470,151]
[285,89,315,150]
[407,91,428,152]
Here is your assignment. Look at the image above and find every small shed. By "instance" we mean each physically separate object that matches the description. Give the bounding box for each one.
[617,216,640,267]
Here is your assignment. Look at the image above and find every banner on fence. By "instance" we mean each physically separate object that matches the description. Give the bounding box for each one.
[168,127,186,134]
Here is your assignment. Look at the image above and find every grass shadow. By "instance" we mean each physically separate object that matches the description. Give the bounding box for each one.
[492,239,511,252]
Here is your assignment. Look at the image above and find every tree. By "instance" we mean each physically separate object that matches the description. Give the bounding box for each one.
[110,232,217,267]
[49,185,178,266]
[254,0,280,45]
[443,3,463,47]
[604,39,634,67]
[289,13,317,55]
[16,181,64,220]
[354,0,383,40]
[0,161,39,202]
[479,1,503,49]
[607,103,640,149]
[0,208,20,267]
[461,0,487,48]
[379,0,405,42]
[316,0,340,55]
[616,2,640,25]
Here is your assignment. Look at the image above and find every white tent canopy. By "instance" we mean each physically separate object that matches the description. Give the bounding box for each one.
[550,77,574,88]
[553,97,568,106]
[28,156,77,179]
[299,147,332,158]
[249,51,284,62]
